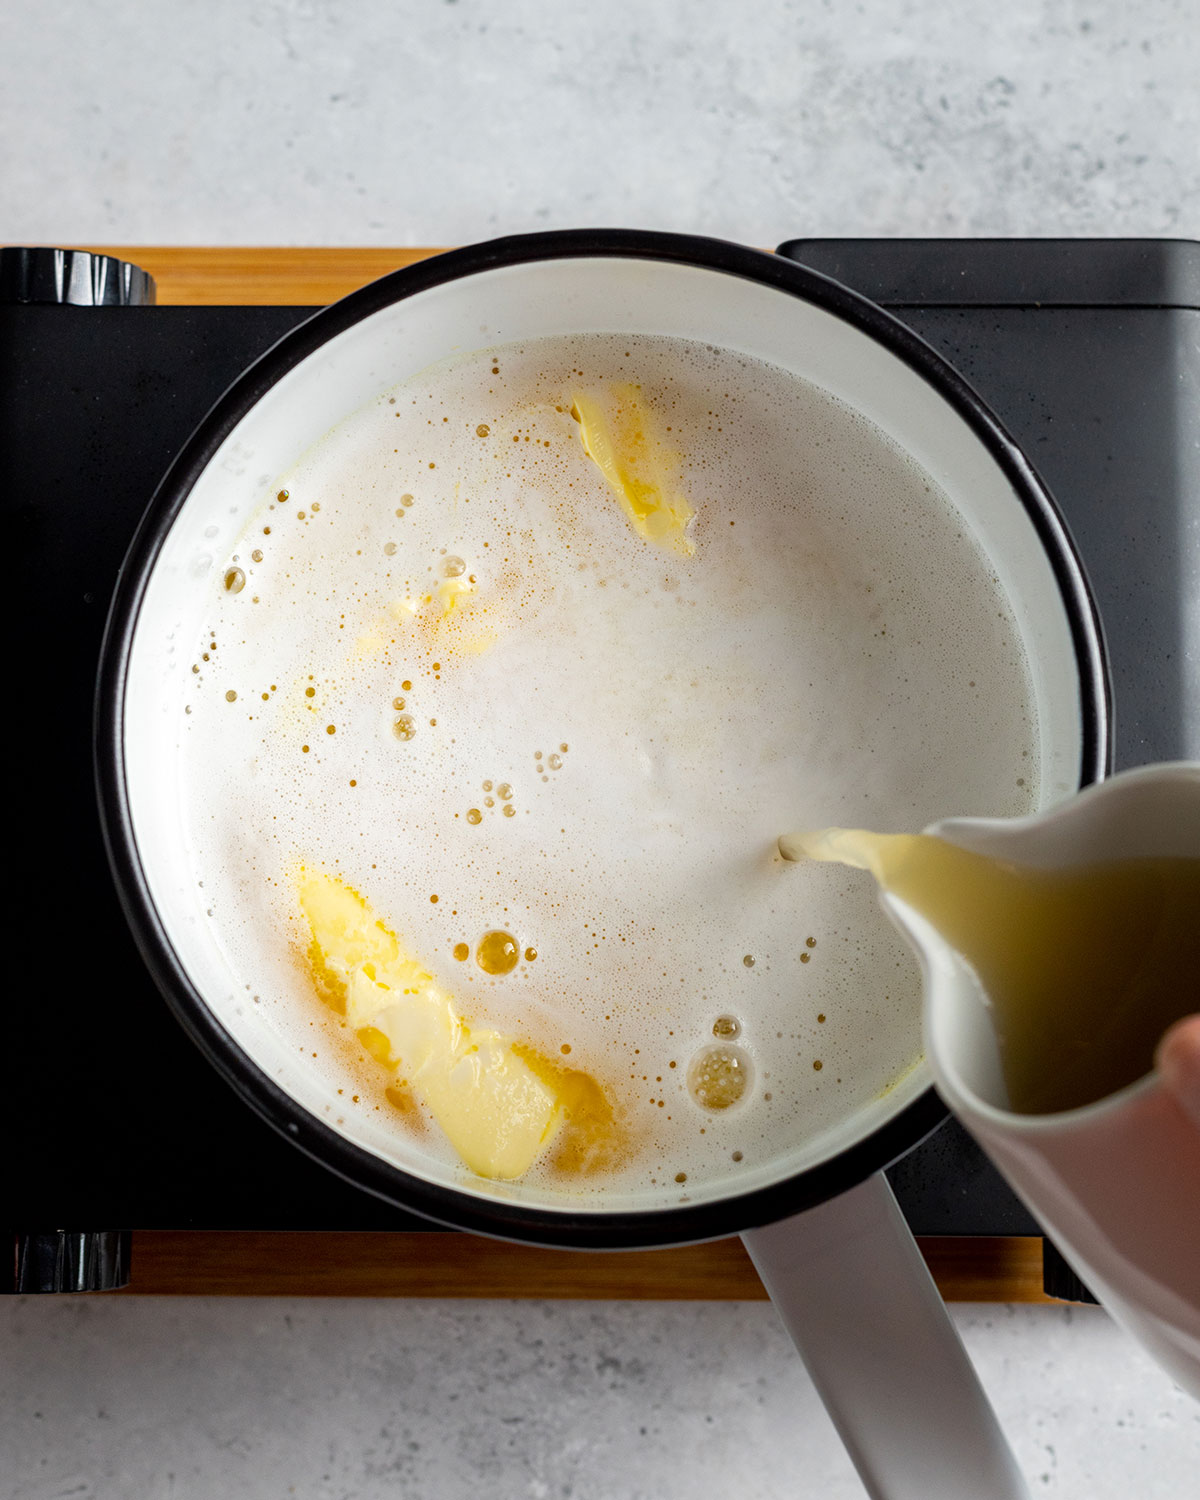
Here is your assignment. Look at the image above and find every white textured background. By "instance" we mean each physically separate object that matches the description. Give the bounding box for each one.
[4,1,1200,1496]
[5,1298,1199,1499]
[3,0,1199,245]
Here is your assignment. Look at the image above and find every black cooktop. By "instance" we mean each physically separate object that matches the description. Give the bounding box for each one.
[5,238,1198,1247]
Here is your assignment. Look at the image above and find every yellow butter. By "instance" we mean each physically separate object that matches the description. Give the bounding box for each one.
[571,385,695,554]
[434,574,476,616]
[299,873,561,1179]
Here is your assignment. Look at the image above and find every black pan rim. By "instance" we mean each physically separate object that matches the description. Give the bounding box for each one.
[94,227,1112,1249]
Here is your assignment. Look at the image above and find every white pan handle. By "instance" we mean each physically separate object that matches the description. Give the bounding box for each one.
[742,1171,1029,1500]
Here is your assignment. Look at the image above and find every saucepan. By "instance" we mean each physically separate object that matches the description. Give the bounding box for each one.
[96,230,1109,1500]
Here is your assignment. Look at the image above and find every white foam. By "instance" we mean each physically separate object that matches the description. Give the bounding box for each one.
[179,333,1039,1203]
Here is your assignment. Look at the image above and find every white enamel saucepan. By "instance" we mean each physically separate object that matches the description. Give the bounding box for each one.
[97,231,1110,1500]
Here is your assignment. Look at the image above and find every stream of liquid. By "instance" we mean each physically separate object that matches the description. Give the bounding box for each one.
[782,828,1200,1115]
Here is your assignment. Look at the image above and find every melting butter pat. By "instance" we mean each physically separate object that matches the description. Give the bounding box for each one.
[434,574,475,616]
[299,873,561,1179]
[571,385,695,554]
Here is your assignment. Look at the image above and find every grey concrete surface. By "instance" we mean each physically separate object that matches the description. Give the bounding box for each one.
[2,0,1198,246]
[3,2,1200,1497]
[3,1297,1198,1499]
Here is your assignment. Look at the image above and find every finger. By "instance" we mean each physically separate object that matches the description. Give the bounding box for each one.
[1156,1014,1200,1131]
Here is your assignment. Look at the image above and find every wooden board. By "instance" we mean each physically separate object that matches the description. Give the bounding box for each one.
[80,246,1052,1303]
[118,1231,1053,1302]
[84,246,439,304]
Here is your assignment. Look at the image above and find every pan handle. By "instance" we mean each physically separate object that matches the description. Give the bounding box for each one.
[742,1171,1029,1500]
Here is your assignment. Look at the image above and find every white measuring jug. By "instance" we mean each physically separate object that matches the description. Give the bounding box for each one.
[879,762,1200,1398]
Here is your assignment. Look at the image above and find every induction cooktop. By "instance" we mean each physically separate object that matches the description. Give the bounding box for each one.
[5,237,1197,1293]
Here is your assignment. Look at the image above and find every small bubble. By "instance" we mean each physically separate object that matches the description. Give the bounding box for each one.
[430,894,439,904]
[225,689,237,702]
[277,489,289,502]
[502,804,515,818]
[674,1172,687,1184]
[560,1043,572,1055]
[223,567,246,594]
[800,952,811,964]
[813,1060,823,1071]
[712,1015,741,1039]
[302,745,310,753]
[484,797,494,808]
[306,687,316,698]
[548,753,563,770]
[817,1013,826,1023]
[476,423,490,437]
[401,493,414,507]
[742,954,754,968]
[466,807,482,824]
[392,697,406,710]
[805,936,816,948]
[251,549,263,563]
[560,743,569,753]
[393,714,416,741]
[384,542,397,556]
[534,750,543,761]
[453,942,470,961]
[497,783,513,800]
[326,724,336,735]
[402,680,412,691]
[443,556,466,577]
[483,780,493,792]
[731,1150,743,1163]
[524,946,537,962]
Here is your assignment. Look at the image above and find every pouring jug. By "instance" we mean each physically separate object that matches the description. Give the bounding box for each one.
[894,762,1200,1398]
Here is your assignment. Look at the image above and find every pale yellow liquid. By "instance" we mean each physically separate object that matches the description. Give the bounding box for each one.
[785,829,1200,1115]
